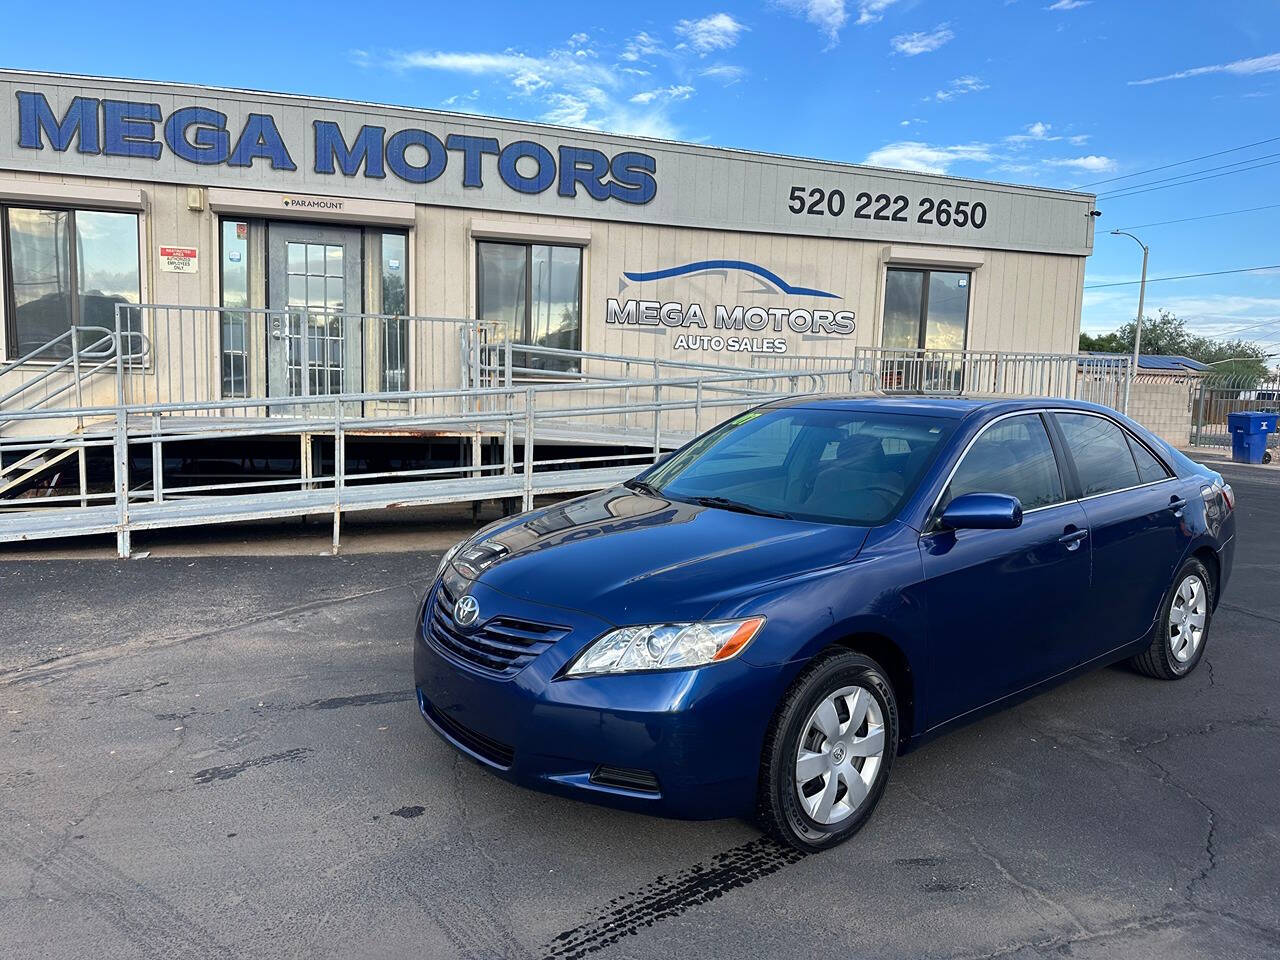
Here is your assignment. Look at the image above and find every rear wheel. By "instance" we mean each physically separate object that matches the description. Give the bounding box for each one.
[1131,557,1214,680]
[757,650,897,852]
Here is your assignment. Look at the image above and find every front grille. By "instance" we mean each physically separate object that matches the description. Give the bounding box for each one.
[590,765,662,795]
[422,697,515,768]
[425,580,568,678]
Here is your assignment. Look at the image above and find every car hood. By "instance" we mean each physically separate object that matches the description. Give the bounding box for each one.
[447,487,870,625]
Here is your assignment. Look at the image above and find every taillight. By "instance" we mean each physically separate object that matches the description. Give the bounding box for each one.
[1221,482,1235,511]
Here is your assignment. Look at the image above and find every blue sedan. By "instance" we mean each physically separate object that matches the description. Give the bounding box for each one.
[413,396,1236,851]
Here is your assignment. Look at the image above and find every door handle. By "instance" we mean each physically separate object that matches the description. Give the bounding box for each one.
[1058,528,1089,550]
[1168,496,1187,514]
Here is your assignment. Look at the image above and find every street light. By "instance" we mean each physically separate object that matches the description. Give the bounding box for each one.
[1111,229,1149,414]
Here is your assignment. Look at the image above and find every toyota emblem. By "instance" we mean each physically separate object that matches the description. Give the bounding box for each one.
[454,595,480,627]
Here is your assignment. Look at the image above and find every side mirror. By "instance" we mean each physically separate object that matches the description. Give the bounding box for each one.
[940,492,1023,530]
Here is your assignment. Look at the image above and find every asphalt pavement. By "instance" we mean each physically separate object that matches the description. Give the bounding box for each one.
[1,462,1277,959]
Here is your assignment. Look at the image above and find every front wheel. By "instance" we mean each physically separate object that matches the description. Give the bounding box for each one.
[1130,557,1214,680]
[756,650,898,852]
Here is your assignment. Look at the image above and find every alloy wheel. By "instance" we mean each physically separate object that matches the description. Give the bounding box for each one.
[794,685,885,825]
[1169,573,1208,663]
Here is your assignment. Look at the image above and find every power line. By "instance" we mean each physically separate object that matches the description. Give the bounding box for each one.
[1084,264,1280,290]
[1072,134,1280,189]
[1111,204,1280,231]
[1096,151,1280,197]
[1197,315,1280,340]
[1098,157,1280,201]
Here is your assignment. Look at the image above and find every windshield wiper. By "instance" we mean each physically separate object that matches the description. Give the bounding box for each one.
[691,496,791,519]
[624,478,663,497]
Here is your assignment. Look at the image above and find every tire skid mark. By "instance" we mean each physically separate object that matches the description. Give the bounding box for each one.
[297,690,414,711]
[0,813,234,958]
[541,837,805,960]
[192,747,313,784]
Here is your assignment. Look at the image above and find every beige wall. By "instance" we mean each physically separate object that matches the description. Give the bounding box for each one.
[1,173,1086,407]
[1127,376,1194,447]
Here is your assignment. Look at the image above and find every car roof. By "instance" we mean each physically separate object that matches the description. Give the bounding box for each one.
[764,394,1118,420]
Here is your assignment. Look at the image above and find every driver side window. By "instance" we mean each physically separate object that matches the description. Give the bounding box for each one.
[943,414,1064,512]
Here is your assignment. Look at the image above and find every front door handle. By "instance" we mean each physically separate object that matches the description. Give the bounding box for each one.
[1058,528,1089,551]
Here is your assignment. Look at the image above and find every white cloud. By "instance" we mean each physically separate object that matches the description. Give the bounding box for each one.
[620,31,664,62]
[776,0,851,46]
[1046,0,1091,9]
[891,24,954,56]
[700,64,748,84]
[382,30,726,140]
[864,141,994,174]
[1130,51,1280,86]
[1042,154,1116,172]
[856,0,901,25]
[1004,122,1089,145]
[929,75,989,102]
[675,13,749,54]
[630,85,695,105]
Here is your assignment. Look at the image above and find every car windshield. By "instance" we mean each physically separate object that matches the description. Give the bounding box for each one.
[641,406,955,525]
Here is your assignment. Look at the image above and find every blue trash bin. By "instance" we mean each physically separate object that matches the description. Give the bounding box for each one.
[1228,411,1275,464]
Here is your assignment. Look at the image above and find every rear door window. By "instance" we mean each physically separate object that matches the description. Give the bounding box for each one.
[1128,435,1172,484]
[1054,413,1141,496]
[944,414,1064,511]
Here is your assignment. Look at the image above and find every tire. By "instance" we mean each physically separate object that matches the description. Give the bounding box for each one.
[1130,557,1214,680]
[757,650,898,852]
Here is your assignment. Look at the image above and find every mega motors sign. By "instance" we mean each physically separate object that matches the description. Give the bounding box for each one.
[607,260,856,355]
[11,89,657,205]
[0,72,1096,255]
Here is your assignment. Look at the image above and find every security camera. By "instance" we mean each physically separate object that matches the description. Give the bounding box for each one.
[1089,210,1102,218]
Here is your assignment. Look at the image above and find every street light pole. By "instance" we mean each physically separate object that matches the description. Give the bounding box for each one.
[1111,229,1149,414]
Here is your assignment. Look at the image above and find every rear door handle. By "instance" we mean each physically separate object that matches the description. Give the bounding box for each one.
[1058,528,1089,550]
[1169,496,1188,514]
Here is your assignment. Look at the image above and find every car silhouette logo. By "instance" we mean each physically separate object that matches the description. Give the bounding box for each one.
[454,595,480,627]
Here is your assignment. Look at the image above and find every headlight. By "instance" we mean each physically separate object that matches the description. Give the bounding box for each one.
[435,541,463,580]
[565,617,765,677]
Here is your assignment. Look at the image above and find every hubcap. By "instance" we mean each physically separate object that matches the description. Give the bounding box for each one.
[794,685,885,826]
[1169,574,1207,663]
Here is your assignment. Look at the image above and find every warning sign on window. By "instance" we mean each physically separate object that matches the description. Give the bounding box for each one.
[159,246,199,273]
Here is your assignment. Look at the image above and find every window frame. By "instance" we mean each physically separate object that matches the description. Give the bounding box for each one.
[929,411,1070,528]
[1046,410,1177,503]
[475,238,584,377]
[881,266,972,352]
[2,203,143,361]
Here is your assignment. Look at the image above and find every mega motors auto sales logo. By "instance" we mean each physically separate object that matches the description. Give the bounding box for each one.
[606,260,855,355]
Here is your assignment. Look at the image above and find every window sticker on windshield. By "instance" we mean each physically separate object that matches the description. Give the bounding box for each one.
[731,411,763,425]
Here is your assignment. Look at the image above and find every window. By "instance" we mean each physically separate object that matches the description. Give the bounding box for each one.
[944,414,1063,511]
[220,219,251,397]
[646,408,954,526]
[881,268,970,391]
[3,205,140,359]
[882,268,970,351]
[1054,413,1141,496]
[377,231,409,391]
[476,240,582,374]
[1128,435,1172,485]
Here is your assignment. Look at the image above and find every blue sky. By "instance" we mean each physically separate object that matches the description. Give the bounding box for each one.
[3,0,1277,345]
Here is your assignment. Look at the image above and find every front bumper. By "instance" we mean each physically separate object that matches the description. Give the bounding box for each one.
[412,578,795,820]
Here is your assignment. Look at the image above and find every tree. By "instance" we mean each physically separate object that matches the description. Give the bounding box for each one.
[1080,310,1271,380]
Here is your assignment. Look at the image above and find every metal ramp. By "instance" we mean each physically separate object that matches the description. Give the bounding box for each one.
[1,303,1131,557]
[0,465,638,547]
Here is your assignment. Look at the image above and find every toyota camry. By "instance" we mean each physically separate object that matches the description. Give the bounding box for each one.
[413,396,1235,851]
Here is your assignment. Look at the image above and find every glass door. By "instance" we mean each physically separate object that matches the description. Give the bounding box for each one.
[267,223,363,414]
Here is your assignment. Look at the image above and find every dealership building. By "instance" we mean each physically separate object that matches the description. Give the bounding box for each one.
[0,69,1097,397]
